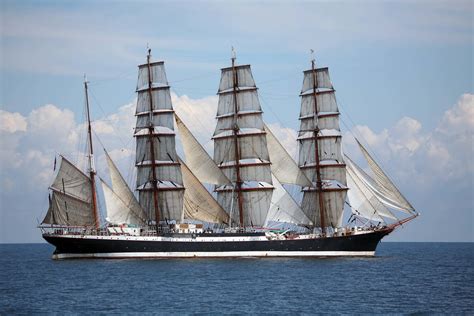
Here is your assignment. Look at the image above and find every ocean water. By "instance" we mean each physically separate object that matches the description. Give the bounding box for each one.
[0,242,472,315]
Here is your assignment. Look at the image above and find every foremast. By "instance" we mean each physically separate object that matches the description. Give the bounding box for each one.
[135,49,184,226]
[213,51,273,228]
[298,54,348,233]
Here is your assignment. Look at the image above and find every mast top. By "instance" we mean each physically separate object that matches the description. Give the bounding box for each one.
[231,46,236,63]
[310,49,316,69]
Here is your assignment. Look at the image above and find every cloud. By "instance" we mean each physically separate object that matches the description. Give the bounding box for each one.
[1,2,471,77]
[0,110,27,133]
[1,93,472,242]
[172,92,219,153]
[343,94,473,186]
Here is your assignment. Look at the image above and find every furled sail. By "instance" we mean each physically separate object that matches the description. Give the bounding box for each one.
[180,158,229,224]
[264,124,312,187]
[175,114,230,185]
[135,54,184,222]
[103,150,147,225]
[345,157,397,222]
[42,156,95,226]
[298,62,348,229]
[356,139,415,214]
[265,174,313,227]
[213,62,273,227]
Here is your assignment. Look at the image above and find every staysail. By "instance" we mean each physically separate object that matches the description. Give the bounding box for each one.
[102,150,147,225]
[345,156,397,222]
[264,124,312,187]
[135,51,184,222]
[356,139,415,214]
[175,114,230,185]
[42,156,95,226]
[298,62,348,229]
[180,158,230,224]
[265,174,313,227]
[213,60,273,227]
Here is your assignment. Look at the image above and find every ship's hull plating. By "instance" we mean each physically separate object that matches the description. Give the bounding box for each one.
[43,228,393,259]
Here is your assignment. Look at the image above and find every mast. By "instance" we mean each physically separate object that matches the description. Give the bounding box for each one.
[231,52,245,228]
[298,52,348,232]
[213,50,273,228]
[310,58,327,235]
[145,48,161,229]
[84,76,100,229]
[135,49,184,226]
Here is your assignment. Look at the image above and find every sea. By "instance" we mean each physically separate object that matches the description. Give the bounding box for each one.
[0,242,472,315]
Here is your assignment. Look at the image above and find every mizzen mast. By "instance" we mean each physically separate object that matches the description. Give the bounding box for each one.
[84,76,100,229]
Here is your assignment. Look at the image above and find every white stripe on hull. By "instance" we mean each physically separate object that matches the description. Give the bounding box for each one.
[53,250,375,259]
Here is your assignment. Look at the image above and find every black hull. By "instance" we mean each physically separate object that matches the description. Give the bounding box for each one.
[43,228,393,259]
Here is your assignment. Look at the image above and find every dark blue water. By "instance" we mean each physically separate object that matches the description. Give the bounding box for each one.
[1,243,472,314]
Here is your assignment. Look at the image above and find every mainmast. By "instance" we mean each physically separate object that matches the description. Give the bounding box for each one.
[145,49,161,229]
[310,58,327,235]
[84,76,100,229]
[213,50,273,228]
[231,51,245,227]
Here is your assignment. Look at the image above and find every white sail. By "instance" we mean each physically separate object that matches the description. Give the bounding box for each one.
[180,158,229,224]
[43,191,95,226]
[356,140,415,213]
[301,67,333,95]
[214,63,273,227]
[43,156,94,226]
[346,157,397,221]
[300,91,338,118]
[104,150,147,224]
[298,64,347,228]
[346,172,384,222]
[265,174,313,226]
[175,114,230,185]
[216,90,262,118]
[137,61,168,91]
[301,188,347,228]
[135,56,184,222]
[219,65,256,92]
[264,124,312,187]
[100,179,143,225]
[51,156,92,203]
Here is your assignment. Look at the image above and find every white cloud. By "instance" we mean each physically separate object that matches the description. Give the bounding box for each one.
[0,110,27,133]
[343,94,474,187]
[1,93,472,242]
[1,2,471,77]
[437,93,474,135]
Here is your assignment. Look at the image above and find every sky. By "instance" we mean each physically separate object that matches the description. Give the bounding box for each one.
[0,0,472,243]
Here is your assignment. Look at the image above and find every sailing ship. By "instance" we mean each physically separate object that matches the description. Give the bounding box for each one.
[40,49,418,259]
